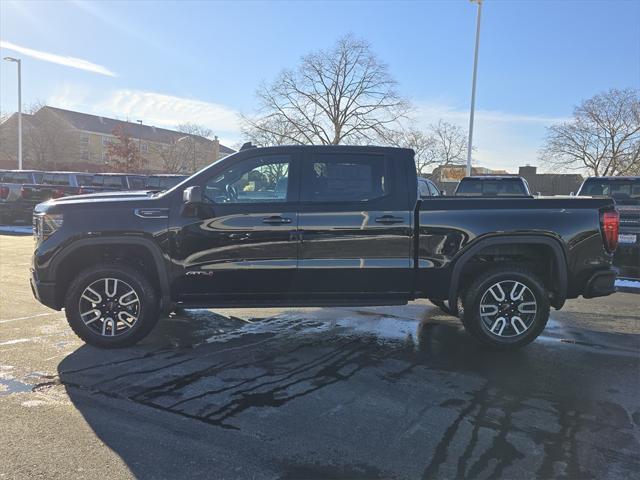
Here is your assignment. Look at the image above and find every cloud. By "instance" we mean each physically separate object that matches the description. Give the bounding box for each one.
[0,40,116,77]
[48,86,241,144]
[413,101,568,172]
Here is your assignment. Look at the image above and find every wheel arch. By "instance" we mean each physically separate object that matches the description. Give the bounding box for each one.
[448,234,568,311]
[50,236,171,313]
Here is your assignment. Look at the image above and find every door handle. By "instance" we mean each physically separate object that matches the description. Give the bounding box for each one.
[375,215,404,225]
[262,216,292,224]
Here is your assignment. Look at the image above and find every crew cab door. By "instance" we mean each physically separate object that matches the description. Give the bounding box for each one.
[296,150,413,297]
[171,152,300,302]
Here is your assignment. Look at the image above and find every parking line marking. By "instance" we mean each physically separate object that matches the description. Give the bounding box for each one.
[0,312,59,324]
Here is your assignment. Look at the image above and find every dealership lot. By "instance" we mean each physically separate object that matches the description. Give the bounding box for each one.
[1,234,639,479]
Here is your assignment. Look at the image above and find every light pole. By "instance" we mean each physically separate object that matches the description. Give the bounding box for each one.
[466,0,482,177]
[3,56,22,170]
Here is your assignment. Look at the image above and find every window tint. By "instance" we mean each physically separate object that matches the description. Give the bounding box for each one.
[302,154,389,203]
[418,179,431,198]
[146,177,160,188]
[580,179,640,199]
[95,176,124,188]
[43,174,71,186]
[457,179,527,196]
[4,172,31,183]
[204,155,290,203]
[128,176,146,189]
[77,175,94,186]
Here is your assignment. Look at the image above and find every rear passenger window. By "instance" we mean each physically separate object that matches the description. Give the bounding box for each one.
[302,154,391,203]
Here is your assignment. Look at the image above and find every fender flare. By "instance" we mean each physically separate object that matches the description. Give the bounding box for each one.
[447,234,568,310]
[50,236,172,312]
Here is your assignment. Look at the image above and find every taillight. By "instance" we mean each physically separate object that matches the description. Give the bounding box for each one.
[0,186,8,199]
[601,210,619,253]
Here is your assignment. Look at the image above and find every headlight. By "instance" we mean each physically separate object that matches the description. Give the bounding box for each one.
[34,213,63,240]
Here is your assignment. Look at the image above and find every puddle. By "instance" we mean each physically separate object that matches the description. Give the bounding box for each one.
[0,377,32,396]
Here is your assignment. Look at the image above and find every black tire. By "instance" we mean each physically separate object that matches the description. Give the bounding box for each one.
[461,266,550,349]
[64,264,160,348]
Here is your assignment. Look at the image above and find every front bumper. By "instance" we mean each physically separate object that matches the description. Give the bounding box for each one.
[30,268,60,310]
[583,269,617,299]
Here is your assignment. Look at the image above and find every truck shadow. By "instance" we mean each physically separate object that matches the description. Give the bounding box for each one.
[56,308,640,479]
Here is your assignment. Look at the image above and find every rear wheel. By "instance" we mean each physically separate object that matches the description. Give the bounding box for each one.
[64,264,160,348]
[461,266,550,349]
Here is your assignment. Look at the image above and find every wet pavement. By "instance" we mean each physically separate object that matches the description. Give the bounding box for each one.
[41,307,637,480]
[1,236,639,479]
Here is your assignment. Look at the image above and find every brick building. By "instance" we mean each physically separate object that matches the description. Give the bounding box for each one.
[0,106,234,173]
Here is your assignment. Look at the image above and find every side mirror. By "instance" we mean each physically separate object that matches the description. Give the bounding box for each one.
[441,191,447,196]
[183,186,202,205]
[570,192,575,196]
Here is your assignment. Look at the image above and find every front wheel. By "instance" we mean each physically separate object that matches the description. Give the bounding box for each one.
[64,264,160,348]
[461,266,550,349]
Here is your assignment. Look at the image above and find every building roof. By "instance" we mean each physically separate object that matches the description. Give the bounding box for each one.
[42,106,235,154]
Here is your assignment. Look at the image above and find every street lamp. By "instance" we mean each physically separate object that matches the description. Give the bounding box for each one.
[466,0,483,177]
[3,56,22,170]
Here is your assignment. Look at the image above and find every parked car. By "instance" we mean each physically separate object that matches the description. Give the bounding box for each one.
[91,173,147,191]
[0,170,44,223]
[145,174,187,191]
[24,171,97,204]
[418,177,441,198]
[31,145,618,349]
[577,176,640,278]
[455,176,532,197]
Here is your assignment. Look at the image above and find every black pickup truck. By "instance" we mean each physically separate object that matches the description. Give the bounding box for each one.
[30,145,619,349]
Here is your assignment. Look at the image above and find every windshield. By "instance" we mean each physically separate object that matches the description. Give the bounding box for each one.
[579,179,640,199]
[456,179,528,196]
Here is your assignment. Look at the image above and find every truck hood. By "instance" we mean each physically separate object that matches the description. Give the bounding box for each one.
[34,190,157,213]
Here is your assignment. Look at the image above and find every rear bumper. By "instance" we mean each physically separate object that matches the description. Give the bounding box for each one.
[30,268,60,310]
[583,269,617,299]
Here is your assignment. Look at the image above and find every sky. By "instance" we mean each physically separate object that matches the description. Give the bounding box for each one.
[1,0,638,172]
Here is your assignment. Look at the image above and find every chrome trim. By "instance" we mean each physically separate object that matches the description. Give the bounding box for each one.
[134,208,169,219]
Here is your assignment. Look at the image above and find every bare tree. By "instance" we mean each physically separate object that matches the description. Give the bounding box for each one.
[27,102,79,170]
[242,115,304,147]
[540,88,640,176]
[383,128,437,175]
[153,123,214,173]
[383,121,469,174]
[428,120,469,166]
[243,35,410,145]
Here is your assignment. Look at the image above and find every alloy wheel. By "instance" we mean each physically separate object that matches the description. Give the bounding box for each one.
[479,280,537,338]
[78,278,140,337]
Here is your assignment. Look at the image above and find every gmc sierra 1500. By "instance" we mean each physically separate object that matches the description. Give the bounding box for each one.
[31,145,619,349]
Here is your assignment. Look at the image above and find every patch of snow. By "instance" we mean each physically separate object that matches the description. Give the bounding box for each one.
[615,279,640,289]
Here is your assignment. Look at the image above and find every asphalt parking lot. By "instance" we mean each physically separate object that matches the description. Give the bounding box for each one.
[1,234,639,479]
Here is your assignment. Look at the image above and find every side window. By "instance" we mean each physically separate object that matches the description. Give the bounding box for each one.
[428,181,440,196]
[301,154,390,203]
[418,179,430,198]
[204,155,290,204]
[77,175,93,186]
[128,176,146,190]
